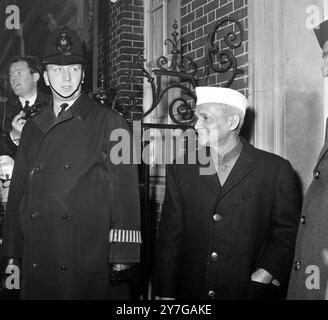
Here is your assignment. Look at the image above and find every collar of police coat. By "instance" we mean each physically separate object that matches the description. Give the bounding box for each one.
[45,93,91,120]
[32,93,92,133]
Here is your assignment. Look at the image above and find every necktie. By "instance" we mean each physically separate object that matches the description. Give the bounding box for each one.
[57,103,69,117]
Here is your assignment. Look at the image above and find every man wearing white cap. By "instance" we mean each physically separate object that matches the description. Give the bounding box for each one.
[154,86,301,300]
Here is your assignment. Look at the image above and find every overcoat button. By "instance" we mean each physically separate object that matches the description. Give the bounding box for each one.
[213,214,222,221]
[314,171,320,179]
[211,252,218,261]
[208,290,215,298]
[31,212,38,219]
[300,216,306,225]
[61,265,67,271]
[294,261,300,271]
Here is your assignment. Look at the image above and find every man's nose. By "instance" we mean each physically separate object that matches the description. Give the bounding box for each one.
[194,119,200,131]
[62,68,71,81]
[194,119,202,131]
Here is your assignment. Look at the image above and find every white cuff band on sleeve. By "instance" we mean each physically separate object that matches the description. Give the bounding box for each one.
[109,229,142,244]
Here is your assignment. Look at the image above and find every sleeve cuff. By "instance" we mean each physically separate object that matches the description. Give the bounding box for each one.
[9,132,19,146]
[109,229,142,244]
[109,229,141,263]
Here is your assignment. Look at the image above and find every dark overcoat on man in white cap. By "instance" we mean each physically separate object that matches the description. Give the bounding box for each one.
[287,20,328,300]
[154,87,302,300]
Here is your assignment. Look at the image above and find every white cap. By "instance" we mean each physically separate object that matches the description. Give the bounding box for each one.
[195,87,248,113]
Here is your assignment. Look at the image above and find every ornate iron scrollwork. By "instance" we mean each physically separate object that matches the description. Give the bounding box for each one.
[169,96,196,126]
[204,17,244,87]
[112,21,198,126]
[156,20,198,78]
[110,17,244,125]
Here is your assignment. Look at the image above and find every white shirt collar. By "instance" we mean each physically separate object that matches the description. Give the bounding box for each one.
[53,95,80,115]
[19,93,37,108]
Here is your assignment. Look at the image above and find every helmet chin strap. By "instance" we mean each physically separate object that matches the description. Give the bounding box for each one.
[47,67,84,99]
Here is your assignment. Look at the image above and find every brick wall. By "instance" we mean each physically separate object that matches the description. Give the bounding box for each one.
[181,0,248,96]
[96,0,248,119]
[98,0,144,121]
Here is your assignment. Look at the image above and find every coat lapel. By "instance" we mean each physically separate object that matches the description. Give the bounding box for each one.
[314,141,328,170]
[32,94,91,135]
[199,169,222,195]
[198,148,222,195]
[9,96,21,115]
[34,91,49,108]
[32,104,57,133]
[33,106,74,135]
[198,139,257,201]
[218,141,257,201]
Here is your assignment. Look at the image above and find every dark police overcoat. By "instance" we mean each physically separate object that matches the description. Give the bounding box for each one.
[288,142,328,299]
[154,139,301,300]
[1,94,141,299]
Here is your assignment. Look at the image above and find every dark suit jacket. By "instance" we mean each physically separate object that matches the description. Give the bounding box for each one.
[0,91,49,158]
[154,138,302,300]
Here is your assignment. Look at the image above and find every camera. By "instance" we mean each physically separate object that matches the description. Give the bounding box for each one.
[22,104,42,120]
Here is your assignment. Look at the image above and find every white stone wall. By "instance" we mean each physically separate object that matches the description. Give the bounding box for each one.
[249,0,325,191]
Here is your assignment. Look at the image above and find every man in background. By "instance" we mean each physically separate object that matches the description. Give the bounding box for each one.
[0,56,49,286]
[0,56,49,206]
[0,55,49,158]
[288,19,328,300]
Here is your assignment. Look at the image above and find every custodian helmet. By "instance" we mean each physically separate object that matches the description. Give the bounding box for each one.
[43,26,86,65]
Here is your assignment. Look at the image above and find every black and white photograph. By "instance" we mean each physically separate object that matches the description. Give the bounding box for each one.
[0,0,327,307]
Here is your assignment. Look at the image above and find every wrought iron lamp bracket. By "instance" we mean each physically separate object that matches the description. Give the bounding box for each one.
[109,17,244,126]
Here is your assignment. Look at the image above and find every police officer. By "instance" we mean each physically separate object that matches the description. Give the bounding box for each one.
[0,26,141,300]
[288,19,328,300]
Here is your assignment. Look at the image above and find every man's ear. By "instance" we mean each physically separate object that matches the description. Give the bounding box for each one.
[32,72,40,83]
[43,70,50,86]
[229,114,241,131]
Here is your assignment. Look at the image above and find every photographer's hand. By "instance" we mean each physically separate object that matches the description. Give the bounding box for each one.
[10,111,26,145]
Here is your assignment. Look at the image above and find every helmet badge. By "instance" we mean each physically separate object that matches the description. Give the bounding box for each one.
[55,31,72,52]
